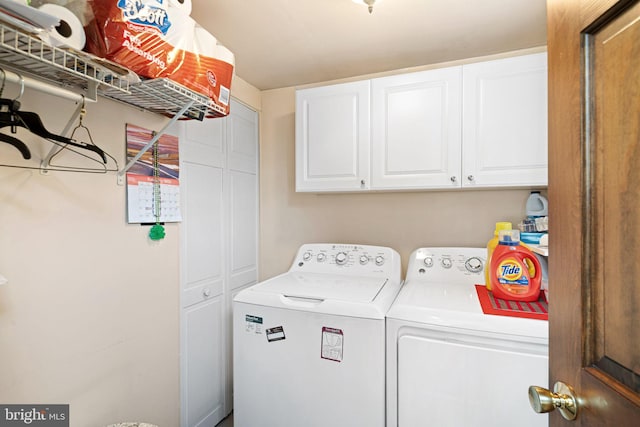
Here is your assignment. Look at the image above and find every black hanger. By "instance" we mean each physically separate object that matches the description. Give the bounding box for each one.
[0,70,30,159]
[0,97,107,163]
[0,132,30,159]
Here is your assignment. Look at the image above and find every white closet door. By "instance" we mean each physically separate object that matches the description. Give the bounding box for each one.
[227,101,258,292]
[178,99,260,425]
[225,100,259,416]
[178,117,226,427]
[183,296,224,427]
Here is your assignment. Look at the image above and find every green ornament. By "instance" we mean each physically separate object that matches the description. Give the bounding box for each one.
[149,223,166,240]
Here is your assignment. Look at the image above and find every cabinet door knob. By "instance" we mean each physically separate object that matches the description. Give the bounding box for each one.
[360,179,365,186]
[203,288,211,298]
[467,175,475,182]
[450,176,457,183]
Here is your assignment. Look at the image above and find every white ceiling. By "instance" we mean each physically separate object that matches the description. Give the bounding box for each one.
[191,0,547,91]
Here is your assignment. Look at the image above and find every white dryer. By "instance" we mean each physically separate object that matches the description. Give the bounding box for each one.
[233,243,402,427]
[386,247,548,427]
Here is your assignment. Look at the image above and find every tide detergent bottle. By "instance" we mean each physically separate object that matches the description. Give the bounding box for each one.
[490,230,542,302]
[485,221,513,290]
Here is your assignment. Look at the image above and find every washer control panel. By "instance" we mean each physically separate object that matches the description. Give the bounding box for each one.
[291,243,399,277]
[408,247,486,283]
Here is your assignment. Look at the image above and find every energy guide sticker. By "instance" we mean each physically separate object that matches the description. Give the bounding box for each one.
[321,327,343,362]
[245,314,263,334]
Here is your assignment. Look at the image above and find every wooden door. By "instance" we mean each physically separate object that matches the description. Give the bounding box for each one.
[547,0,640,424]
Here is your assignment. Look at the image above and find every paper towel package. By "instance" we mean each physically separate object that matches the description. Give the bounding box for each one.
[84,0,234,116]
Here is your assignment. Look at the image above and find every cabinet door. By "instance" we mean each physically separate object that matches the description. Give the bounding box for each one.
[371,67,462,189]
[462,52,548,187]
[295,80,370,192]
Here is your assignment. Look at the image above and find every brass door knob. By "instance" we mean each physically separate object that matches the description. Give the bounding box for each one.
[529,381,578,421]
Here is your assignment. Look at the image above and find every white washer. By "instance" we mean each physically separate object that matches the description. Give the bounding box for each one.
[386,247,548,427]
[233,243,402,427]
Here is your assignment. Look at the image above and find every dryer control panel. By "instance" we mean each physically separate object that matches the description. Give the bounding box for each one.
[407,247,486,284]
[290,243,401,279]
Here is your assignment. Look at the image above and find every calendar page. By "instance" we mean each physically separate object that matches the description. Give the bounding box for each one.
[125,123,182,224]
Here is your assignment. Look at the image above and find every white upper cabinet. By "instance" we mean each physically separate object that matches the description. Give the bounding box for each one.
[371,66,462,189]
[295,51,548,192]
[462,52,548,187]
[296,80,371,192]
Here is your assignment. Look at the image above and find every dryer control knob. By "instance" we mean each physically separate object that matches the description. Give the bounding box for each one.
[303,251,313,261]
[424,257,434,268]
[335,252,348,265]
[441,258,453,269]
[375,256,385,266]
[359,255,369,265]
[317,253,326,262]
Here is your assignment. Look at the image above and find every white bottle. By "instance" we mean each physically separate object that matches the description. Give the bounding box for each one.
[526,191,548,217]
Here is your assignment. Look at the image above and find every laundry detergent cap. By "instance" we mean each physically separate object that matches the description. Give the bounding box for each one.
[498,229,520,246]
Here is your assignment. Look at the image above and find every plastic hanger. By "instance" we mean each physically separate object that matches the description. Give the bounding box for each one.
[0,133,31,159]
[0,70,31,159]
[0,76,107,163]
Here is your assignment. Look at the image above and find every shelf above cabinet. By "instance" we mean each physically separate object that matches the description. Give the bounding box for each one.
[0,23,222,121]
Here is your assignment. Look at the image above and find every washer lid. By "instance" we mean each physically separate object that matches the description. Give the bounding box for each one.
[387,281,548,340]
[234,271,401,319]
[249,271,388,302]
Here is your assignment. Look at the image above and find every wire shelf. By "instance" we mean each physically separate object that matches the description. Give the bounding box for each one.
[0,23,225,121]
[0,23,129,95]
[101,78,227,121]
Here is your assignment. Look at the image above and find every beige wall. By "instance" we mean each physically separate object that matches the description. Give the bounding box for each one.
[0,76,258,426]
[0,87,179,426]
[259,80,543,280]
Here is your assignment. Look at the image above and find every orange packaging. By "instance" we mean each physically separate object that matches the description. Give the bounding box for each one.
[490,230,542,302]
[84,0,233,116]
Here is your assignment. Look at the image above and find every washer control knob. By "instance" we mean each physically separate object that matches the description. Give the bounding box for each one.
[441,258,453,269]
[335,252,348,265]
[303,251,313,261]
[359,255,369,265]
[465,257,483,273]
[317,253,326,262]
[375,256,385,266]
[423,257,434,268]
